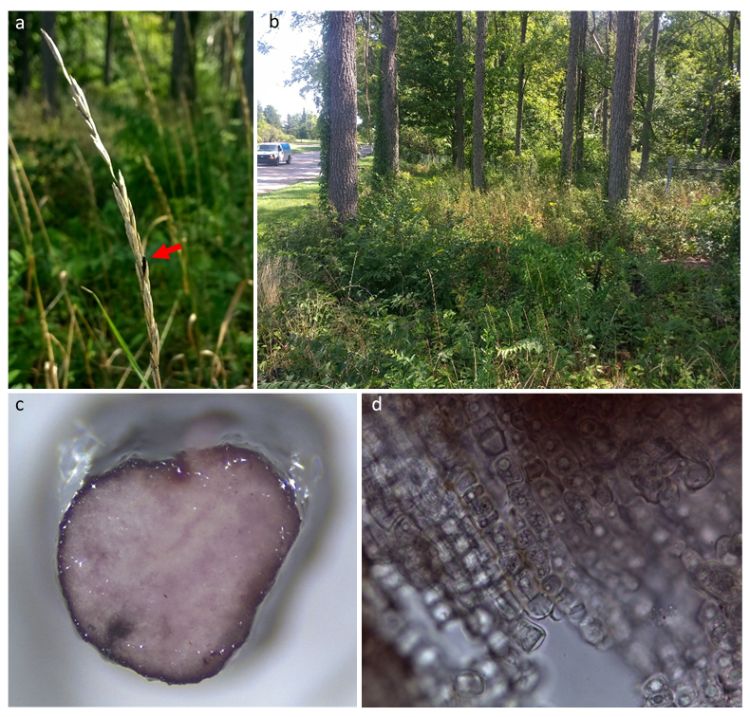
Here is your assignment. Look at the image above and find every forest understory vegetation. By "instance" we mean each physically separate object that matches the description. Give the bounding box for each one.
[259,156,739,388]
[259,10,739,389]
[9,12,253,388]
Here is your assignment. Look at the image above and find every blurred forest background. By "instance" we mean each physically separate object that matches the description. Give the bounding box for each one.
[9,11,253,388]
[259,12,740,388]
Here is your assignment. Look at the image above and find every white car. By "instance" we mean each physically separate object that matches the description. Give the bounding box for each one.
[257,142,292,166]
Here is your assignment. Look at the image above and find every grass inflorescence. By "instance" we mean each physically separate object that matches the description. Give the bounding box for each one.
[9,13,252,388]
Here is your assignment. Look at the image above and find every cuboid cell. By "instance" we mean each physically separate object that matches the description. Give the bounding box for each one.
[641,673,675,707]
[673,683,697,707]
[525,593,554,620]
[491,455,523,485]
[540,573,563,597]
[489,588,523,621]
[453,669,485,696]
[579,615,608,648]
[477,427,508,456]
[511,618,547,653]
[522,457,546,481]
[453,468,479,496]
[680,455,714,491]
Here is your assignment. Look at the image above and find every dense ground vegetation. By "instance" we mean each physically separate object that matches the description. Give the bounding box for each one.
[9,12,252,387]
[260,160,738,388]
[259,11,739,388]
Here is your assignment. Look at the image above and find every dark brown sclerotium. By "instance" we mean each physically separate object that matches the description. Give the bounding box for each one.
[57,445,301,684]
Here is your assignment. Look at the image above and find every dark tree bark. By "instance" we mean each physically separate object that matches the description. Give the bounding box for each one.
[325,12,358,220]
[218,19,231,89]
[13,12,31,96]
[41,12,59,118]
[561,12,586,181]
[242,13,253,112]
[363,12,372,141]
[170,12,200,101]
[514,12,529,156]
[726,11,739,159]
[374,11,399,180]
[638,12,661,178]
[602,11,613,150]
[472,12,488,192]
[103,12,114,85]
[453,12,465,170]
[574,12,588,172]
[608,12,640,204]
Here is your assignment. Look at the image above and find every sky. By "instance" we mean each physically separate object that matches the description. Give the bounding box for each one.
[256,11,321,119]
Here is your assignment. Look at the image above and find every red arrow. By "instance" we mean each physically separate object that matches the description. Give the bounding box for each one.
[152,243,183,260]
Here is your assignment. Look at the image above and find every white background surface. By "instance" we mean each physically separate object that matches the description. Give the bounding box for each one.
[8,393,357,706]
[256,11,320,118]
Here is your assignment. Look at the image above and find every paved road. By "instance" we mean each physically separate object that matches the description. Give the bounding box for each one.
[257,150,321,194]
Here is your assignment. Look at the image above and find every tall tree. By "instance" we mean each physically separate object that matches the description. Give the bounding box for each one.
[728,11,737,72]
[514,12,529,156]
[242,13,253,112]
[363,12,373,140]
[608,12,640,204]
[573,13,588,172]
[323,12,358,220]
[374,11,399,180]
[639,12,661,178]
[218,19,231,89]
[453,12,465,169]
[170,12,200,101]
[472,12,488,191]
[561,12,586,181]
[574,12,588,172]
[41,12,59,118]
[602,12,613,150]
[103,12,114,85]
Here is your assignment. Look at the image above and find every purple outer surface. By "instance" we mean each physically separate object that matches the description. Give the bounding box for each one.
[58,445,301,684]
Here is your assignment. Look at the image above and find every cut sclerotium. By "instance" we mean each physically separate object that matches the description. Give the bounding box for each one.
[57,445,301,684]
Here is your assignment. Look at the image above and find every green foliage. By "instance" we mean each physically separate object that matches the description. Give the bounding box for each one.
[652,13,740,163]
[259,166,738,388]
[284,109,318,139]
[9,11,252,388]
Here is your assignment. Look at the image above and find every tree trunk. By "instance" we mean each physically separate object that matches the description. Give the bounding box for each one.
[218,19,231,89]
[608,12,639,204]
[574,12,588,172]
[514,12,529,156]
[728,11,737,72]
[13,12,31,96]
[472,12,488,191]
[170,12,200,101]
[103,12,114,85]
[602,11,612,150]
[242,13,253,112]
[325,12,358,220]
[453,12,465,170]
[363,12,372,141]
[374,11,399,180]
[41,12,59,118]
[561,12,586,181]
[638,12,661,178]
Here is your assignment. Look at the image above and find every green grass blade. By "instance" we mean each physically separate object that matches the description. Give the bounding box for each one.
[81,286,150,388]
